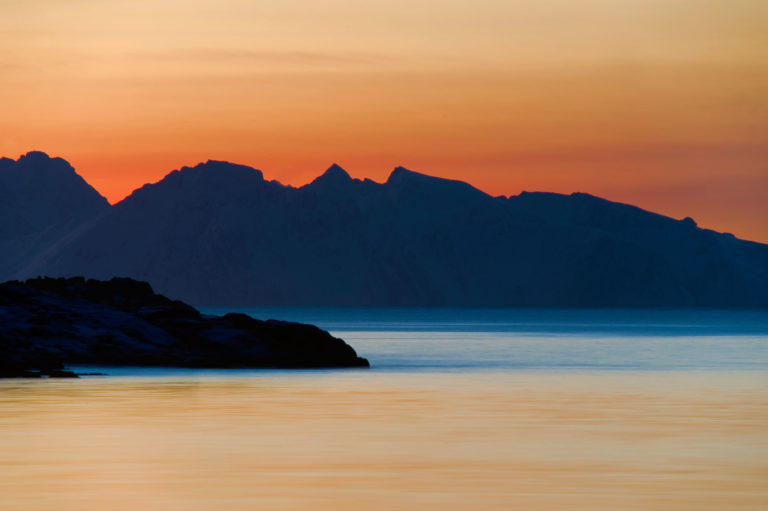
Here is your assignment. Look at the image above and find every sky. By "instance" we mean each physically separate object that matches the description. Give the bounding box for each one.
[1,0,766,242]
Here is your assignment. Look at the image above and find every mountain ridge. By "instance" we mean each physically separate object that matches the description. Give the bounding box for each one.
[3,151,767,308]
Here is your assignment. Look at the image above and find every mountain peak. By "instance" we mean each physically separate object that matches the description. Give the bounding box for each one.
[387,166,418,182]
[118,159,268,207]
[14,151,73,174]
[190,159,264,178]
[19,150,52,162]
[0,152,110,282]
[168,160,265,184]
[326,163,349,175]
[0,152,106,202]
[309,163,353,189]
[385,166,432,187]
[321,163,352,180]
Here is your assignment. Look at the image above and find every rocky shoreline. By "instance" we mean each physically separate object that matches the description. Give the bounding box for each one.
[0,277,369,378]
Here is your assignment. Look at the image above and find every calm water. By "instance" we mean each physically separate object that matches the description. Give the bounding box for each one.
[1,309,767,510]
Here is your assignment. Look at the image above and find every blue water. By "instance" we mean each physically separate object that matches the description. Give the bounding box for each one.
[7,308,768,510]
[196,308,768,372]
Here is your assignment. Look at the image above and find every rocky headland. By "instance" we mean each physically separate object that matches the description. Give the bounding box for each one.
[0,277,369,377]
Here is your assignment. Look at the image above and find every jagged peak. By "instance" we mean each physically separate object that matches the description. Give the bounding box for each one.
[323,163,351,180]
[310,163,353,186]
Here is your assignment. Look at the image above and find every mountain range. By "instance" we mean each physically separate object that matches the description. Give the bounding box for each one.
[2,151,767,307]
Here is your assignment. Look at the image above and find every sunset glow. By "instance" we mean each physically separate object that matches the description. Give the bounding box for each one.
[2,0,766,240]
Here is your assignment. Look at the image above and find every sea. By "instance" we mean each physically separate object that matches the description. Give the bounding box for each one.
[1,308,766,510]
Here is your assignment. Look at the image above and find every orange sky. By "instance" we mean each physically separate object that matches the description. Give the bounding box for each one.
[1,0,767,242]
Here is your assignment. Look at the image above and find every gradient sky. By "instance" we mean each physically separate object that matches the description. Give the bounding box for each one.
[1,0,766,241]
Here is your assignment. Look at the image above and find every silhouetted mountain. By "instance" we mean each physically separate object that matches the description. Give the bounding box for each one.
[0,152,110,281]
[10,157,768,307]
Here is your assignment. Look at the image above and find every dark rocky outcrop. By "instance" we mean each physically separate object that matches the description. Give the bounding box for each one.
[0,277,369,377]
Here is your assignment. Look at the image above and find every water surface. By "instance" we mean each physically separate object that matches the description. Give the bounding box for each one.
[1,309,766,510]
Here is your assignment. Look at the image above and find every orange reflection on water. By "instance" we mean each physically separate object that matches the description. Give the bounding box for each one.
[0,371,766,510]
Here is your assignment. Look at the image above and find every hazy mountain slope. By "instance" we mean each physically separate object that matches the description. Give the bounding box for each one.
[13,158,768,307]
[0,152,110,281]
[505,192,768,306]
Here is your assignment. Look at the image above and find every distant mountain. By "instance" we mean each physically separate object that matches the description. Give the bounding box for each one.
[0,152,110,281]
[9,154,768,307]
